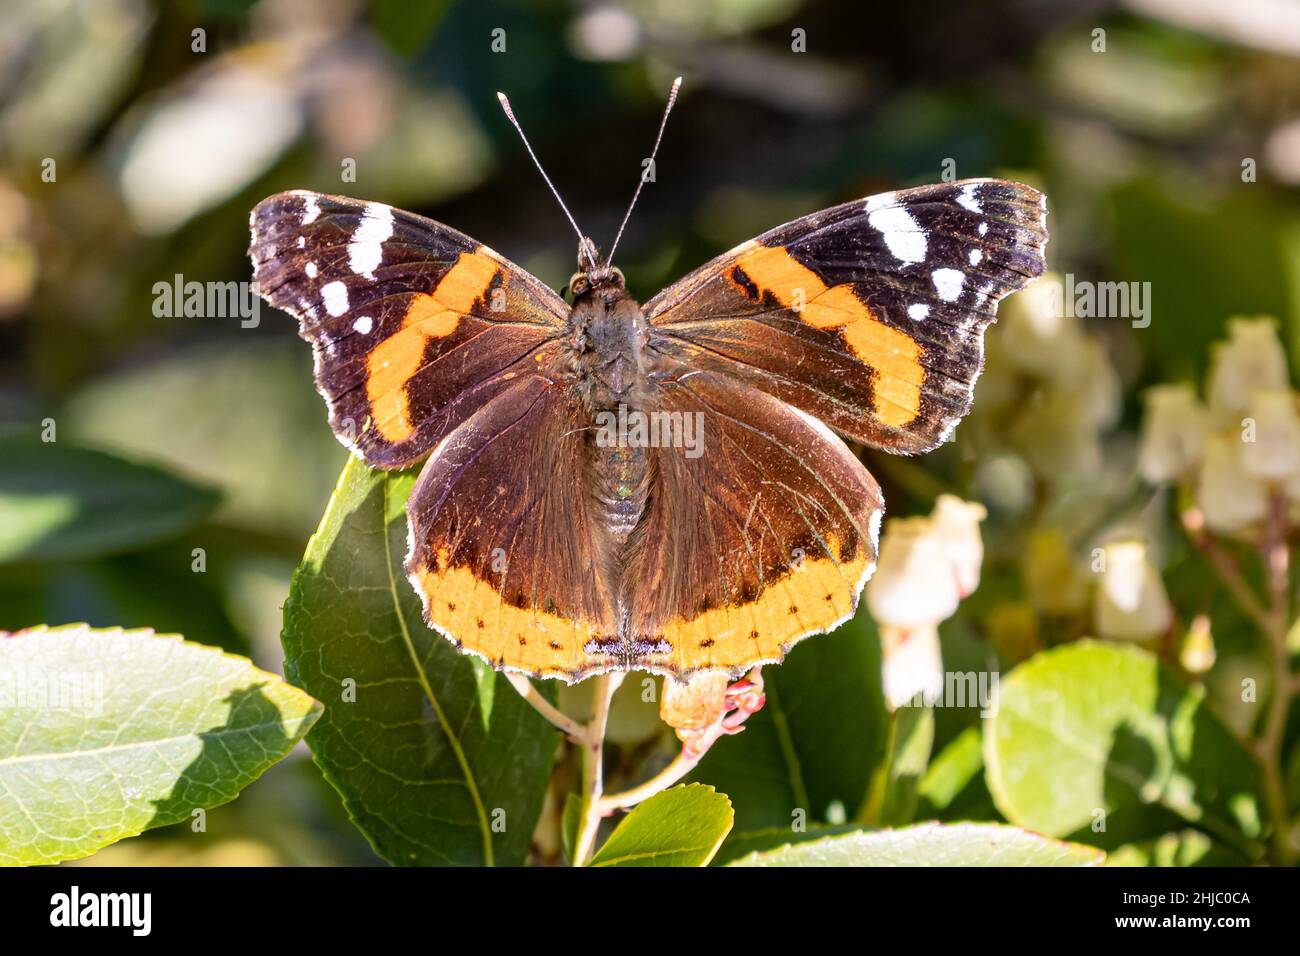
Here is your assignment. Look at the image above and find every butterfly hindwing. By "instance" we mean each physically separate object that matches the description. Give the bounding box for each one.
[645,178,1048,454]
[249,190,568,468]
[617,365,884,676]
[403,372,620,680]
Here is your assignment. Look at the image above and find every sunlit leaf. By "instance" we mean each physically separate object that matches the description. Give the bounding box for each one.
[589,785,733,867]
[281,458,558,866]
[984,640,1263,853]
[729,822,1104,867]
[0,624,320,866]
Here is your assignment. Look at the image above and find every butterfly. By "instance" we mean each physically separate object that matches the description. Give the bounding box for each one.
[249,85,1047,684]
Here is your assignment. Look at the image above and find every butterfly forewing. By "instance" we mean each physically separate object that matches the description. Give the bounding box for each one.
[645,178,1048,455]
[249,190,568,469]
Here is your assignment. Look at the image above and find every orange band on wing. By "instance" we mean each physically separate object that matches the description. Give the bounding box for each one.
[732,243,924,428]
[411,558,605,680]
[366,250,500,442]
[652,536,870,674]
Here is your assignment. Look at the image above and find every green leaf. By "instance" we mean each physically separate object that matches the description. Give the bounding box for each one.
[1105,829,1252,867]
[691,607,887,831]
[917,725,995,821]
[710,824,865,866]
[0,624,320,866]
[984,640,1263,852]
[728,822,1105,867]
[589,784,733,867]
[65,341,346,539]
[561,792,582,865]
[863,706,934,826]
[281,457,558,866]
[0,436,219,564]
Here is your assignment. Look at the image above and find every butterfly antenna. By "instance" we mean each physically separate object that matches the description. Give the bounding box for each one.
[497,91,586,246]
[607,76,682,267]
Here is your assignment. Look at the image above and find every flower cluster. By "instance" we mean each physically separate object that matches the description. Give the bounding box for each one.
[969,271,1122,499]
[1139,316,1300,534]
[866,495,987,709]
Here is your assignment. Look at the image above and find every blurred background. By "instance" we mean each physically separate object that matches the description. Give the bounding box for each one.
[3,0,1300,864]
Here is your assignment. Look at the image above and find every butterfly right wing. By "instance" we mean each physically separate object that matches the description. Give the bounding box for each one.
[250,190,569,469]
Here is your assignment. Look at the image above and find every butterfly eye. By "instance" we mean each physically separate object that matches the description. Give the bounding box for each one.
[569,273,590,297]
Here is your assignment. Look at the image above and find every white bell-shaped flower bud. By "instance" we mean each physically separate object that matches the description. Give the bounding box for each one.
[1240,389,1300,480]
[1092,540,1174,641]
[880,623,943,711]
[1197,433,1269,533]
[1206,317,1289,422]
[1137,383,1209,484]
[930,495,988,598]
[866,517,961,629]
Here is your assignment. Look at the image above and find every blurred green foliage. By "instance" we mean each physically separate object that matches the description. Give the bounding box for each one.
[3,0,1300,865]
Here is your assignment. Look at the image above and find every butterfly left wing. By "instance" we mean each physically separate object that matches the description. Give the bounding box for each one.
[644,178,1047,454]
[250,190,569,469]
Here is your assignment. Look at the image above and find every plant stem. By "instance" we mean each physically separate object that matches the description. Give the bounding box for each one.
[598,748,700,813]
[1256,492,1297,866]
[1185,497,1297,864]
[503,672,589,742]
[1181,508,1271,632]
[572,672,622,866]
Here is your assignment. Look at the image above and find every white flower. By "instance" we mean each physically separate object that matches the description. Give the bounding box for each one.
[1197,433,1269,532]
[867,497,986,710]
[1240,389,1300,480]
[1137,383,1209,483]
[1009,389,1104,480]
[930,495,988,597]
[1092,540,1174,642]
[880,624,943,711]
[868,496,987,628]
[867,517,961,628]
[1206,317,1289,422]
[997,273,1089,380]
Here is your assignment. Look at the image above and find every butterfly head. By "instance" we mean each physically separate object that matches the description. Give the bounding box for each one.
[570,236,625,298]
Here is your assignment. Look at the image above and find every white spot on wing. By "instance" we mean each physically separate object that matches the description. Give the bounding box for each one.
[348,203,393,279]
[322,280,349,317]
[864,191,896,212]
[867,205,927,264]
[302,195,321,224]
[968,248,982,266]
[305,261,317,278]
[957,183,982,213]
[907,303,929,321]
[932,268,965,302]
[353,315,373,334]
[978,222,989,236]
[296,236,305,249]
